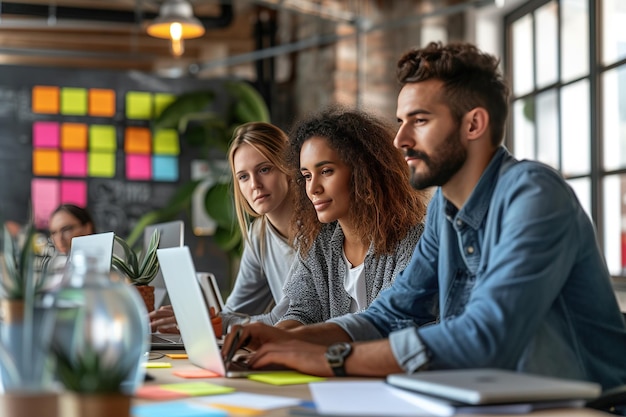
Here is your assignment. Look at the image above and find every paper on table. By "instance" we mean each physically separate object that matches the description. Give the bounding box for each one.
[132,400,227,417]
[198,392,302,410]
[247,371,325,386]
[160,382,235,396]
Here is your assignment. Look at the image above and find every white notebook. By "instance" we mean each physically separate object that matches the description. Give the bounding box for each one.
[386,368,601,405]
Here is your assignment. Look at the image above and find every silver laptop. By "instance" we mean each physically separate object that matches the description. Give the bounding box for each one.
[386,369,601,405]
[69,232,115,273]
[157,246,286,377]
[144,220,184,308]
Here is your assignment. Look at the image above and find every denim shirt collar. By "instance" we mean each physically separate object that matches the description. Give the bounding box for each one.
[444,146,512,230]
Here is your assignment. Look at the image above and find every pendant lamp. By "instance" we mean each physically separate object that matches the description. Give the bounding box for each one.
[146,0,205,57]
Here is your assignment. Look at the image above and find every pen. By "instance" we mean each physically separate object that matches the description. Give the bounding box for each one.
[224,327,243,368]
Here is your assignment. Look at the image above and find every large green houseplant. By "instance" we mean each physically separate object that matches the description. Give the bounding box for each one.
[125,80,270,288]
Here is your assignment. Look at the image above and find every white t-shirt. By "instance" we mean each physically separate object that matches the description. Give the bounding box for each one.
[342,250,367,313]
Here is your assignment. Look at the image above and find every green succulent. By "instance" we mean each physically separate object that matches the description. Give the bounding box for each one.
[111,229,160,286]
[1,224,47,300]
[52,343,133,394]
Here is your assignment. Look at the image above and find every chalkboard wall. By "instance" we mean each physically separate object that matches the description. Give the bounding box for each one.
[0,65,230,285]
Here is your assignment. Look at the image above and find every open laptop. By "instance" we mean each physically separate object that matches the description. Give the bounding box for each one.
[386,369,601,405]
[69,232,115,273]
[157,246,285,377]
[143,220,184,309]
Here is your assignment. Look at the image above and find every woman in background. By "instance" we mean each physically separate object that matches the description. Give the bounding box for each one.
[151,122,296,333]
[48,204,95,255]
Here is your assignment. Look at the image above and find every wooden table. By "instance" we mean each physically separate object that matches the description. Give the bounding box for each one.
[138,350,614,417]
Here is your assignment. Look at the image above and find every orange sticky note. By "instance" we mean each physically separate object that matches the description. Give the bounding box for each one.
[61,123,87,150]
[210,404,265,416]
[32,85,59,114]
[165,353,189,359]
[173,369,220,379]
[125,127,151,154]
[89,88,116,117]
[33,148,61,176]
[134,385,187,400]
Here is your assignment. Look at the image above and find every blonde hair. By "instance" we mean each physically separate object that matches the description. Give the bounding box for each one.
[228,122,291,244]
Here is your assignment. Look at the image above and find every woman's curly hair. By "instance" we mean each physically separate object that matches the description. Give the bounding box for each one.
[286,107,429,256]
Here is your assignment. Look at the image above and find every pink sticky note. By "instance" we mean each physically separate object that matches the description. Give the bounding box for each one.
[60,180,87,207]
[134,385,188,400]
[173,369,220,379]
[33,121,59,148]
[62,152,87,177]
[31,178,60,229]
[126,154,151,180]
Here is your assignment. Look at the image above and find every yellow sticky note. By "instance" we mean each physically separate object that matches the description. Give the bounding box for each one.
[247,372,326,386]
[126,91,153,119]
[89,125,117,152]
[88,152,116,177]
[61,87,88,115]
[144,362,172,369]
[165,353,188,359]
[153,129,180,155]
[160,382,235,396]
[154,93,176,117]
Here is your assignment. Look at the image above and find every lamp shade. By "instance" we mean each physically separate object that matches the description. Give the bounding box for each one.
[147,0,205,40]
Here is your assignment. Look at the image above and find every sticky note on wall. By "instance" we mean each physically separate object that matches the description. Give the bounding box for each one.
[125,127,151,154]
[32,86,59,114]
[62,152,87,177]
[153,129,180,155]
[33,148,61,176]
[154,93,176,117]
[61,123,87,150]
[31,178,60,229]
[126,91,153,119]
[126,154,151,180]
[152,155,178,182]
[60,180,87,207]
[61,87,88,115]
[33,121,59,148]
[89,152,115,177]
[89,88,116,117]
[89,125,117,152]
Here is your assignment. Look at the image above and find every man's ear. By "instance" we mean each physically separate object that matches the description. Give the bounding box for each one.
[463,107,489,141]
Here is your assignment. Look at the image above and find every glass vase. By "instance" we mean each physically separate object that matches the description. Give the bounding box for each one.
[50,250,149,395]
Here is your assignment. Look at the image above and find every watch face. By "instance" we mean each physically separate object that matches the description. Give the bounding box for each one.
[326,342,352,360]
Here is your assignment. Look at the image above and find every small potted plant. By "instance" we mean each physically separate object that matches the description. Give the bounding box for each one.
[54,344,134,417]
[111,229,161,312]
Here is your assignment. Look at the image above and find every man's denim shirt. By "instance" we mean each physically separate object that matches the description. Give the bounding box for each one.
[330,147,626,390]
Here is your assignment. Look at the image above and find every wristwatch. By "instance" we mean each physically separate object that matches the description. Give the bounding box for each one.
[325,342,353,376]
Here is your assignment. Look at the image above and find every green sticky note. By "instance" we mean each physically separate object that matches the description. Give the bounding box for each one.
[153,129,180,155]
[160,382,235,396]
[154,93,176,117]
[88,152,116,177]
[126,91,153,119]
[61,87,87,115]
[247,372,326,386]
[89,125,117,152]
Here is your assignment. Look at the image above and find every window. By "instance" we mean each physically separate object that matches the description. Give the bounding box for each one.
[505,0,626,280]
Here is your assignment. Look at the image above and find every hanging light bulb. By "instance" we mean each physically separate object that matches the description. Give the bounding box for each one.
[170,22,184,57]
[146,0,205,57]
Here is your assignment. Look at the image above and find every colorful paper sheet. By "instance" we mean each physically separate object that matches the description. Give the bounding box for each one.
[127,154,151,180]
[247,372,326,386]
[89,125,116,152]
[152,155,178,182]
[31,179,60,229]
[88,152,115,177]
[61,151,87,177]
[33,148,61,176]
[33,121,59,148]
[125,127,151,154]
[153,129,180,155]
[154,93,176,117]
[144,362,172,369]
[61,123,87,150]
[159,382,235,396]
[199,392,302,411]
[61,87,87,115]
[132,401,227,417]
[89,88,116,117]
[126,91,153,119]
[172,369,220,379]
[32,85,59,114]
[60,180,87,207]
